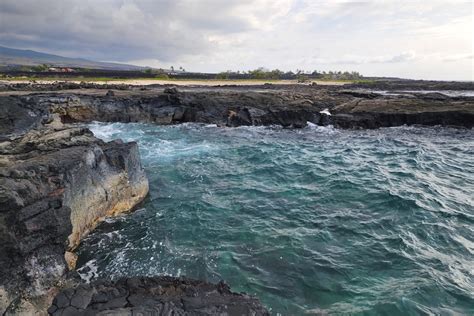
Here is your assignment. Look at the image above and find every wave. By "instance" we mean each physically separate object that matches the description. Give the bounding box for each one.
[77,122,474,315]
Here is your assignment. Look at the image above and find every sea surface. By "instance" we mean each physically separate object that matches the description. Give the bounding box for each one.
[77,122,474,315]
[366,90,474,97]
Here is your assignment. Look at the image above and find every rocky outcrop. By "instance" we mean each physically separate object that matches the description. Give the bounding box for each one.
[1,82,473,129]
[48,277,269,315]
[330,97,474,128]
[346,79,474,91]
[0,115,148,314]
[0,81,141,92]
[42,90,323,128]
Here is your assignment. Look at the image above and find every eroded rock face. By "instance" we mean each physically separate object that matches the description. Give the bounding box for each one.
[2,83,473,129]
[0,119,148,314]
[48,277,270,316]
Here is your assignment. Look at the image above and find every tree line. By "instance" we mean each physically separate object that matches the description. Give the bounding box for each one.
[215,68,363,80]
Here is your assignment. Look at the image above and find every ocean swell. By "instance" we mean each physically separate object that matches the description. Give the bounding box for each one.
[80,122,474,315]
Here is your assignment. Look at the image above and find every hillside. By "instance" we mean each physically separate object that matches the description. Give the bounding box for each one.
[0,46,143,70]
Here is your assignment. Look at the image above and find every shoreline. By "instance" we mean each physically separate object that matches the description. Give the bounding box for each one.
[0,80,473,314]
[0,78,351,86]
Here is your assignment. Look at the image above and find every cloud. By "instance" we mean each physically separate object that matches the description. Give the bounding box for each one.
[311,51,418,65]
[0,0,472,80]
[442,54,473,62]
[0,0,289,62]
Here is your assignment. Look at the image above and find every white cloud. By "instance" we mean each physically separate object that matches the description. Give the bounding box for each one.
[311,51,418,65]
[0,0,472,80]
[442,54,473,62]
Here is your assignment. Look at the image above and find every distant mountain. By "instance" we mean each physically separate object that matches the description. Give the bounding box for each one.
[0,45,144,70]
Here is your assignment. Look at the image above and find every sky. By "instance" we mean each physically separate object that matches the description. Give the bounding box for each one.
[0,0,472,80]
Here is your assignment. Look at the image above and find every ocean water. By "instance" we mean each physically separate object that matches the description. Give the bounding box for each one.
[77,122,474,315]
[365,90,474,97]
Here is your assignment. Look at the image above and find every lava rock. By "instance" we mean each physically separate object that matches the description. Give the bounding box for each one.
[0,122,148,314]
[163,87,178,94]
[48,277,270,315]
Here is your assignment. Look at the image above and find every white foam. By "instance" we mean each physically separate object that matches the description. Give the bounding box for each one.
[77,259,99,283]
[88,122,122,141]
[142,140,217,161]
[305,122,337,134]
[320,108,331,116]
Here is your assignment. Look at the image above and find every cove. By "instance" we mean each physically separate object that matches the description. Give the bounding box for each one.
[76,122,474,315]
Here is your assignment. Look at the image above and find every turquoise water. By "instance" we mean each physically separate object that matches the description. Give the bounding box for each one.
[77,122,474,315]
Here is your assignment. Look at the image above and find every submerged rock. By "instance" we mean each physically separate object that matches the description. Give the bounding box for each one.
[48,276,269,315]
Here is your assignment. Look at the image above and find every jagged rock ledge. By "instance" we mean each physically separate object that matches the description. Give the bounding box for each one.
[1,82,473,129]
[48,276,269,315]
[0,118,149,313]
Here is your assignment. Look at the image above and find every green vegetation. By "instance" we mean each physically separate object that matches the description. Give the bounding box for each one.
[28,64,50,72]
[215,71,231,80]
[214,68,363,81]
[313,70,362,80]
[142,68,169,79]
[248,68,284,80]
[215,68,290,80]
[296,74,310,83]
[0,66,368,84]
[154,73,169,79]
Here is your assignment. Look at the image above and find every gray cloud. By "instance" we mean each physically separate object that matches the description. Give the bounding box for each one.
[0,0,472,80]
[0,0,267,62]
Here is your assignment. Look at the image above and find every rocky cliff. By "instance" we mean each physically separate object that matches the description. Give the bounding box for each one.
[0,110,149,313]
[1,82,473,129]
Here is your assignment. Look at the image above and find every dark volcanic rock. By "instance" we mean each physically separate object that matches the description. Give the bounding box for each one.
[332,97,474,128]
[2,81,473,129]
[0,117,148,314]
[163,87,179,94]
[0,96,48,138]
[48,277,269,315]
[0,81,134,92]
[346,79,474,91]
